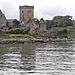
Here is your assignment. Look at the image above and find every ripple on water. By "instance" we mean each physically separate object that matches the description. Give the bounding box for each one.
[0,44,75,75]
[34,44,75,75]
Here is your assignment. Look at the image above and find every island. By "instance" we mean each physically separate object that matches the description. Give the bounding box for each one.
[0,5,75,44]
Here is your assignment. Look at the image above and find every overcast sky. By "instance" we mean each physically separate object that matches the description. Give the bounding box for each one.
[0,0,75,20]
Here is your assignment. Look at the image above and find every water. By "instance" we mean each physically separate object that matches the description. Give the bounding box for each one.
[0,43,75,75]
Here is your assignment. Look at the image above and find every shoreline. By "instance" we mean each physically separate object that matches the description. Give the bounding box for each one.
[0,38,74,44]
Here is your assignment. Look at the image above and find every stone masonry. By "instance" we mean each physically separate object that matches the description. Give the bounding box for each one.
[0,10,7,30]
[19,5,46,35]
[19,5,34,26]
[0,5,47,36]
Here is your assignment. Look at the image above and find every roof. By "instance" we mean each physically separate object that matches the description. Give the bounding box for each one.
[7,19,18,22]
[0,10,2,13]
[0,10,3,19]
[39,18,45,23]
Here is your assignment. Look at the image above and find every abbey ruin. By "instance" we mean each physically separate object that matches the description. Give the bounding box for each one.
[19,5,46,35]
[0,5,48,35]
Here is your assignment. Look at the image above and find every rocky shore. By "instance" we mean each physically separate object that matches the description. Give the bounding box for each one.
[0,38,74,44]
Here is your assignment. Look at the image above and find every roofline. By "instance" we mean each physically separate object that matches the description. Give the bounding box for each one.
[19,5,34,9]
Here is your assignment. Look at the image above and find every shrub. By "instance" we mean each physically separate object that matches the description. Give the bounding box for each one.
[25,27,30,34]
[6,27,30,34]
[56,29,68,38]
[6,28,24,34]
[0,29,2,34]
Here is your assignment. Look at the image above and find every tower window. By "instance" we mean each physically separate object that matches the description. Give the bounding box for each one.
[22,10,23,13]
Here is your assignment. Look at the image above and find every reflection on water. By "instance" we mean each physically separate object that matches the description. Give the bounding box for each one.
[0,43,75,75]
[0,46,35,75]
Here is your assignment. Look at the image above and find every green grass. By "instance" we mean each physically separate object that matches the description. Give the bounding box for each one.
[0,29,75,41]
[0,34,46,41]
[0,34,34,41]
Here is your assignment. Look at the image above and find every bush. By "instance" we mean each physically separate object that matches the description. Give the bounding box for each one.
[56,29,68,38]
[0,29,2,34]
[6,27,30,34]
[6,28,24,34]
[24,27,30,34]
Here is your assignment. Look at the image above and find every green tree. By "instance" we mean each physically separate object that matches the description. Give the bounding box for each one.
[53,15,73,27]
[45,20,49,30]
[24,27,30,34]
[56,29,68,38]
[45,20,54,30]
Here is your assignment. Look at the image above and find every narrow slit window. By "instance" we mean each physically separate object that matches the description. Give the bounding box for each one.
[22,10,23,13]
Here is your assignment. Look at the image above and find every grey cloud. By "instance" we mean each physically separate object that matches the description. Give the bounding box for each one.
[0,0,75,21]
[0,1,18,20]
[37,6,69,20]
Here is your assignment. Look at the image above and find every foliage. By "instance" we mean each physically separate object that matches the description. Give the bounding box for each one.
[24,27,30,34]
[0,29,2,34]
[68,28,75,38]
[46,15,74,30]
[45,20,54,29]
[56,29,68,38]
[6,27,30,34]
[6,28,24,34]
[57,16,73,27]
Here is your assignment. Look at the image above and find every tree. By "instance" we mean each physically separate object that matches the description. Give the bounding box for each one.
[45,20,54,30]
[53,15,73,27]
[56,29,68,38]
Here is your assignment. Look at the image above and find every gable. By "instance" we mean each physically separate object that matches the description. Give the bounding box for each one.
[0,10,2,19]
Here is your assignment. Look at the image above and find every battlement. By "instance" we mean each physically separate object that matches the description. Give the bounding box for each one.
[19,5,34,9]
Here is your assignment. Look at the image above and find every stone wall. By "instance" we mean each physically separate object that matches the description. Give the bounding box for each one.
[0,10,7,30]
[0,6,47,36]
[19,5,34,26]
[7,19,20,29]
[39,18,46,31]
[28,18,46,35]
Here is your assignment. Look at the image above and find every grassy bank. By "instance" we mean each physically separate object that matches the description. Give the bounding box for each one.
[0,34,47,41]
[0,29,75,41]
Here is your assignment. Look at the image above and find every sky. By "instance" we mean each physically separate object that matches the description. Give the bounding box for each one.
[0,0,75,20]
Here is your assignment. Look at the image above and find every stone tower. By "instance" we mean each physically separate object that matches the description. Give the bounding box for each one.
[19,5,34,26]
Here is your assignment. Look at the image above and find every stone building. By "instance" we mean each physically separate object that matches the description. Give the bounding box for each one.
[0,10,20,31]
[0,5,47,35]
[29,19,39,35]
[0,10,7,30]
[19,5,46,35]
[39,18,46,31]
[19,5,34,26]
[25,18,46,35]
[7,19,20,29]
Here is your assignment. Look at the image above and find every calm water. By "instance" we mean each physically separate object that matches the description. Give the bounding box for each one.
[0,43,75,75]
